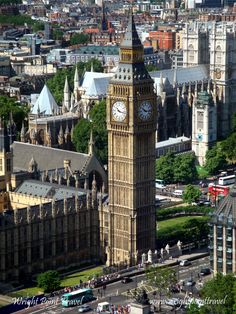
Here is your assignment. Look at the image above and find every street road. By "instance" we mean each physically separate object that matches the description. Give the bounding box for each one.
[17,256,210,314]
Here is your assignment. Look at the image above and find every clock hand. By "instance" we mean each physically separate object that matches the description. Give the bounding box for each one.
[117,109,125,114]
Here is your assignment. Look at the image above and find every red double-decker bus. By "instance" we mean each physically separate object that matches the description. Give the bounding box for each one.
[208,185,230,198]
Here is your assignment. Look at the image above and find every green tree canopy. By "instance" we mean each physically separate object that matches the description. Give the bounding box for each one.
[72,100,108,164]
[221,133,236,162]
[37,270,61,293]
[174,153,198,183]
[199,273,236,314]
[183,184,202,204]
[187,302,201,314]
[90,99,108,163]
[32,22,44,33]
[0,96,28,131]
[155,153,174,183]
[52,29,64,41]
[72,118,91,153]
[0,14,36,26]
[205,145,227,175]
[156,153,198,184]
[70,33,89,45]
[145,64,158,72]
[146,266,176,311]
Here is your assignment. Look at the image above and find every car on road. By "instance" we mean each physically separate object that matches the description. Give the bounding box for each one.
[121,276,132,283]
[165,298,182,307]
[78,304,92,312]
[170,285,180,293]
[200,268,211,276]
[203,200,211,206]
[179,259,191,266]
[172,190,184,197]
[185,279,196,287]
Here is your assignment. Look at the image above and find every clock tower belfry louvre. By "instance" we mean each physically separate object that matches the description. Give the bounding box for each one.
[106,12,157,266]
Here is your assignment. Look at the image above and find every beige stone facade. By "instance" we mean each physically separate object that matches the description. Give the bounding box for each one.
[105,13,157,266]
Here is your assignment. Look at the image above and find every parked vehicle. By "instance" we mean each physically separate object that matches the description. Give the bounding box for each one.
[121,277,132,284]
[170,285,180,293]
[78,304,92,312]
[165,298,182,307]
[179,260,191,266]
[172,190,184,197]
[185,279,196,287]
[97,302,111,313]
[156,179,166,189]
[218,175,236,185]
[200,268,211,276]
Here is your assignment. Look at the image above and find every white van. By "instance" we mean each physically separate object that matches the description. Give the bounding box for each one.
[172,190,184,197]
[97,302,111,313]
[155,179,166,189]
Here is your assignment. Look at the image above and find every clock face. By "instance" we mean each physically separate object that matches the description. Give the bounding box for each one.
[196,133,203,142]
[112,101,127,122]
[138,101,152,121]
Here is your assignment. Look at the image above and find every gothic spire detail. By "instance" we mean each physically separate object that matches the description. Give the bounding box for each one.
[194,81,198,98]
[64,76,70,110]
[159,72,164,92]
[201,80,204,92]
[207,79,211,94]
[88,129,94,155]
[70,92,75,112]
[74,65,79,93]
[182,82,186,95]
[64,76,70,93]
[101,0,108,31]
[21,122,25,142]
[173,69,177,88]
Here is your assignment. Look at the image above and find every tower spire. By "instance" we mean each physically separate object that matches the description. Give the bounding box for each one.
[21,122,25,143]
[74,65,79,93]
[64,76,70,110]
[88,129,94,155]
[101,0,108,31]
[120,9,142,49]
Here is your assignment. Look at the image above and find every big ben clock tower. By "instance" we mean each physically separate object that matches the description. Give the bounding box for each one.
[106,12,157,266]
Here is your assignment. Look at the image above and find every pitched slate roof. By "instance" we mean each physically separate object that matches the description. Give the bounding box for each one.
[155,136,190,149]
[15,179,86,200]
[12,142,89,173]
[81,71,113,97]
[76,45,119,55]
[151,65,209,85]
[31,84,59,115]
[85,77,111,97]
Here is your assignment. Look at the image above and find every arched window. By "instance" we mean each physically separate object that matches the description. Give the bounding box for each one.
[215,45,222,65]
[188,44,194,63]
